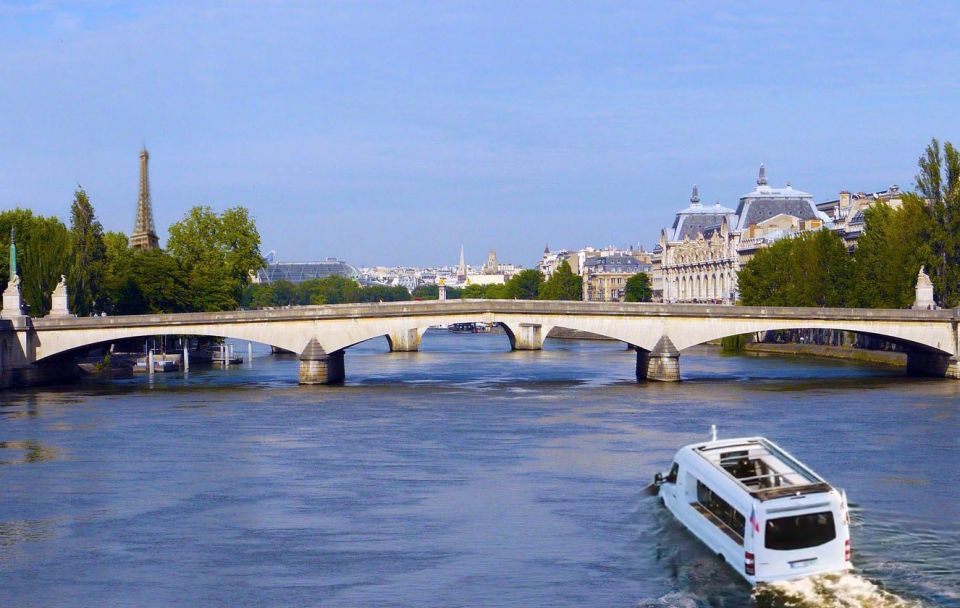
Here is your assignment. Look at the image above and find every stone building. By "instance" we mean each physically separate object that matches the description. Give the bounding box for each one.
[816,185,903,249]
[654,166,830,303]
[582,254,652,302]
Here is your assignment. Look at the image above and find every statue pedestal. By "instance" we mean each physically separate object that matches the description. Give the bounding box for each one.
[47,277,71,317]
[1,280,23,319]
[912,267,936,310]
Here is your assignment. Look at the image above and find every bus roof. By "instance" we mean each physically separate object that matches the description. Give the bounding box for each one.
[681,437,833,502]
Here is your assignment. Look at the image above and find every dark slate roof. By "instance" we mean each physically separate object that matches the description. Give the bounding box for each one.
[584,255,649,273]
[674,214,730,240]
[735,196,820,230]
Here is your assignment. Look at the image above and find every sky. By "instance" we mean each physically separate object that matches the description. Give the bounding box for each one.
[1,1,958,268]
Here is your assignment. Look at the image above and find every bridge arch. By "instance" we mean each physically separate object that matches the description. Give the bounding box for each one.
[33,325,311,362]
[670,320,955,357]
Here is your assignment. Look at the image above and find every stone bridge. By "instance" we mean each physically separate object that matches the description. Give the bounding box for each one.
[2,300,958,384]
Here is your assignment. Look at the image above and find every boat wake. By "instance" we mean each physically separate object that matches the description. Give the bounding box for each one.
[752,573,923,608]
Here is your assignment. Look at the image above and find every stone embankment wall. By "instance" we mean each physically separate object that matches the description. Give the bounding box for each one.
[742,342,907,367]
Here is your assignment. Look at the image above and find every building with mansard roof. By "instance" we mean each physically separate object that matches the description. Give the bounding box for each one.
[816,185,903,249]
[654,165,831,303]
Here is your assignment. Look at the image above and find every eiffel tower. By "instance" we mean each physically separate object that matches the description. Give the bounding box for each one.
[130,147,160,250]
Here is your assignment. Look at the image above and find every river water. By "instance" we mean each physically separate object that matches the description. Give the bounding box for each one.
[1,332,957,607]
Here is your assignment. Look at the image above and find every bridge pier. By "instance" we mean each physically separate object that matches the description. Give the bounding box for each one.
[505,322,546,350]
[906,351,960,379]
[636,336,681,382]
[298,339,345,385]
[388,328,422,352]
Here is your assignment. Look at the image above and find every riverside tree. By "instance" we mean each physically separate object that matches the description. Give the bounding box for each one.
[538,260,581,300]
[624,272,653,302]
[0,209,73,316]
[68,186,107,315]
[738,229,852,307]
[849,195,935,308]
[101,231,190,314]
[166,205,264,311]
[915,138,960,307]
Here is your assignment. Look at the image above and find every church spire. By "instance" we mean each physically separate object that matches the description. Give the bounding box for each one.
[457,244,466,277]
[690,184,701,205]
[130,147,160,250]
[757,163,768,187]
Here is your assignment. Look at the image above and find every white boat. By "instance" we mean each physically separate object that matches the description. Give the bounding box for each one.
[654,427,851,585]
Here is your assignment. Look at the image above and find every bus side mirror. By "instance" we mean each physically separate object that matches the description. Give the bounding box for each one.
[654,472,664,486]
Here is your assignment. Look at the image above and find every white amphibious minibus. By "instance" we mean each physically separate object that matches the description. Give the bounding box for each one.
[654,431,851,585]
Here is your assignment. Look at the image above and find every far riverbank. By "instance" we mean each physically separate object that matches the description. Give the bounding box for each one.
[742,342,906,367]
[548,327,909,368]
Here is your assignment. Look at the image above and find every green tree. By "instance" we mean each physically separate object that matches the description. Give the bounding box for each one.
[738,229,852,307]
[624,272,652,302]
[412,284,462,300]
[850,196,935,308]
[0,209,73,316]
[101,233,190,315]
[166,205,263,311]
[299,276,361,304]
[915,138,960,307]
[357,284,412,302]
[68,186,107,315]
[538,260,581,300]
[504,269,543,300]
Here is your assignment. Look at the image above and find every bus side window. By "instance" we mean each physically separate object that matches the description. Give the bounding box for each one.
[666,463,679,484]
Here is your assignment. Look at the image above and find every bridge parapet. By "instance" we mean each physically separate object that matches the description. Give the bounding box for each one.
[13,300,959,385]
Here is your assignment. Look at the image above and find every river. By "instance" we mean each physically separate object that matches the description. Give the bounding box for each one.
[1,331,957,607]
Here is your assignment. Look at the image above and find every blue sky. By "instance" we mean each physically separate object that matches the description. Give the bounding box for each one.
[1,1,957,267]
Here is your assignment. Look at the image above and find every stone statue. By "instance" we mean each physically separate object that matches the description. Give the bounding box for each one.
[49,274,71,317]
[913,265,936,310]
[2,273,23,318]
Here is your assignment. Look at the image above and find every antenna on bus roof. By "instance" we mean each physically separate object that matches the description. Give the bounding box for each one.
[710,424,718,442]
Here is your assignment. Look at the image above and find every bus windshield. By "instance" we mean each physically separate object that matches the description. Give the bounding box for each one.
[764,511,836,551]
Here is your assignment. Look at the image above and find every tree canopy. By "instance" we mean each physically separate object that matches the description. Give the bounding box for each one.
[624,272,653,302]
[849,195,935,308]
[166,206,264,311]
[0,209,72,316]
[538,260,581,300]
[241,276,412,308]
[915,138,960,307]
[738,229,852,307]
[68,186,107,315]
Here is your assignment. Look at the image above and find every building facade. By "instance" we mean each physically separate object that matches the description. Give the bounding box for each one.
[816,185,903,249]
[582,254,652,302]
[655,166,830,303]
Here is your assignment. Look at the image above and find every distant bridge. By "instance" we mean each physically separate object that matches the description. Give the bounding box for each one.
[3,300,958,384]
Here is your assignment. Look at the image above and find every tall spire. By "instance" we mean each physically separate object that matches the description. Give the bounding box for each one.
[457,244,467,277]
[757,163,768,187]
[8,227,16,278]
[690,184,701,205]
[130,147,160,250]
